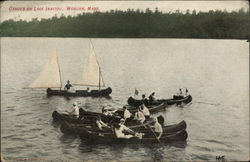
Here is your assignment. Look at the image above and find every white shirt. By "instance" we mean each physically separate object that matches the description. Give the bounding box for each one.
[115,124,133,139]
[153,122,163,133]
[134,111,146,123]
[142,106,150,116]
[70,106,79,116]
[124,109,131,119]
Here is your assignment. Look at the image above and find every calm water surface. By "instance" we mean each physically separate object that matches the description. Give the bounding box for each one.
[1,38,249,161]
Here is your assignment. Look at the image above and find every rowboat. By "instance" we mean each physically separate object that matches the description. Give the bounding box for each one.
[127,95,192,107]
[60,120,186,135]
[79,129,188,144]
[29,40,112,97]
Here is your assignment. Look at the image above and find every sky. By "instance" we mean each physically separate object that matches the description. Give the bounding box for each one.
[1,1,249,22]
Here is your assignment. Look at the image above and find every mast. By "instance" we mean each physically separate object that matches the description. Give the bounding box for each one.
[99,67,101,91]
[55,48,62,90]
[90,38,102,91]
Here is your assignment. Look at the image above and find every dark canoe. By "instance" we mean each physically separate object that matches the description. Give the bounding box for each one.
[53,109,166,127]
[123,102,169,114]
[47,87,112,97]
[127,95,192,107]
[52,109,121,124]
[80,129,188,144]
[60,119,186,135]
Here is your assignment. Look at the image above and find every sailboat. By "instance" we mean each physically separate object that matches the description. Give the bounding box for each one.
[29,41,112,97]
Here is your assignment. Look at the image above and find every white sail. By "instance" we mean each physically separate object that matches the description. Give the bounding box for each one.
[75,41,105,87]
[29,49,62,88]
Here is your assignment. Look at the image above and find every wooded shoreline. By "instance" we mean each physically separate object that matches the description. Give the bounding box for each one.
[0,8,249,39]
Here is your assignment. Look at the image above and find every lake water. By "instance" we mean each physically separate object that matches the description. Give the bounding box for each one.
[1,38,249,161]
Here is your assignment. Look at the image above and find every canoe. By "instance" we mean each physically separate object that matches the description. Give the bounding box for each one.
[47,87,112,97]
[166,95,192,105]
[52,109,120,124]
[123,102,169,114]
[127,95,192,107]
[60,119,186,135]
[53,109,166,126]
[79,129,188,144]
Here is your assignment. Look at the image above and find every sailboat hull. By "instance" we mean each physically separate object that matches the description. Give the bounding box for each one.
[47,87,112,97]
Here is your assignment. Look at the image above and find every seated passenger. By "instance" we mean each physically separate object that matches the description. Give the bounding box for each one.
[185,88,189,96]
[66,102,79,118]
[149,92,157,103]
[140,104,150,119]
[114,119,136,139]
[123,106,132,120]
[179,88,183,97]
[142,94,149,106]
[96,116,110,130]
[149,117,163,140]
[103,109,114,116]
[134,107,146,124]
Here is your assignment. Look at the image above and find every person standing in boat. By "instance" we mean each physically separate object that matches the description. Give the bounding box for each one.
[142,94,149,106]
[140,104,150,119]
[67,102,79,118]
[64,80,73,91]
[134,107,146,124]
[148,117,163,140]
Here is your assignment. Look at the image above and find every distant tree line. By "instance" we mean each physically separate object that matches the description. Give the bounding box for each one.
[0,8,249,39]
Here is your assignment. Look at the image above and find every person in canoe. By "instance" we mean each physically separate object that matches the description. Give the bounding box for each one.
[140,104,150,119]
[142,94,149,106]
[102,106,117,116]
[148,117,163,140]
[149,92,157,103]
[122,106,132,121]
[134,107,146,124]
[96,116,110,131]
[114,119,143,139]
[66,102,79,118]
[64,80,75,92]
[179,88,183,97]
[185,88,189,96]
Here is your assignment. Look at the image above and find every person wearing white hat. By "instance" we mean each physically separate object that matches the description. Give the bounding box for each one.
[148,117,163,140]
[114,118,136,139]
[68,102,79,118]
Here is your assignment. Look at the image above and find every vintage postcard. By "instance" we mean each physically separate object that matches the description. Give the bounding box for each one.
[0,0,249,161]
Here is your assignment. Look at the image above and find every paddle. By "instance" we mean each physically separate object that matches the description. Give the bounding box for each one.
[145,124,161,143]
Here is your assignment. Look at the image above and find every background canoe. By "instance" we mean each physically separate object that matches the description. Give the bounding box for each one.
[47,87,112,97]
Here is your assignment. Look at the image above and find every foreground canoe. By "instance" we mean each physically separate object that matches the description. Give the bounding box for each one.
[80,129,188,144]
[127,95,192,107]
[60,120,187,135]
[47,87,112,97]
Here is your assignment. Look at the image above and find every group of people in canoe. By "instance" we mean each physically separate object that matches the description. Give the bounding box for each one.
[61,86,191,141]
[65,101,163,140]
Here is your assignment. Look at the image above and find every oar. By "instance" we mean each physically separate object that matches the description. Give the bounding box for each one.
[145,124,161,143]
